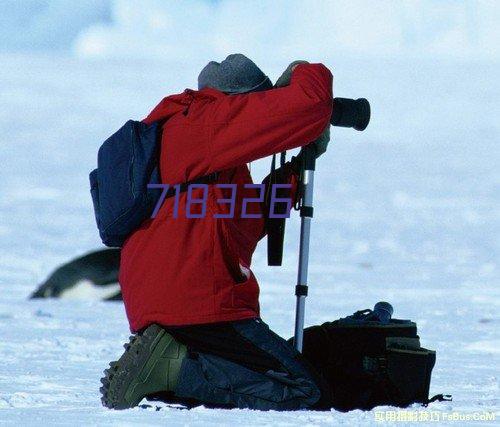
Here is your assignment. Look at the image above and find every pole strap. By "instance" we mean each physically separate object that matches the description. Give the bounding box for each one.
[295,285,308,296]
[300,206,313,218]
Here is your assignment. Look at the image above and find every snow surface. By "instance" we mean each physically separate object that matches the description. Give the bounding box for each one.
[0,2,499,424]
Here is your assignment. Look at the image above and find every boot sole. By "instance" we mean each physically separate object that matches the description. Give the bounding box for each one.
[100,324,185,410]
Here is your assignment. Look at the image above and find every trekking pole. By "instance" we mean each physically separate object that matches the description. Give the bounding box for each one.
[293,97,371,352]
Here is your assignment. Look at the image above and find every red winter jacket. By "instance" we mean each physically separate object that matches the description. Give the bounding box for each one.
[119,63,333,331]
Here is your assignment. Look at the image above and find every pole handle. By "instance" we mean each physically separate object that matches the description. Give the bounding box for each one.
[302,143,317,171]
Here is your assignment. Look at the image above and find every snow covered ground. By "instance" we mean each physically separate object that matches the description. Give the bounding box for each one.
[0,48,498,425]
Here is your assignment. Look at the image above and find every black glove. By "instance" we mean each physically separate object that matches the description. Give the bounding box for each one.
[289,126,330,169]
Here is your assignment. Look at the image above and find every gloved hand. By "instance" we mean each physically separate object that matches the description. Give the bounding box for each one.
[274,60,309,88]
[313,125,330,158]
[291,126,330,169]
[291,124,330,173]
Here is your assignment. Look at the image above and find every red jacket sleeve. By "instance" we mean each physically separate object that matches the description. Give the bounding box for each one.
[208,63,333,172]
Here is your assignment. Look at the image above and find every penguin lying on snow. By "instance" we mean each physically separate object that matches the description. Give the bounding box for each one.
[30,248,122,301]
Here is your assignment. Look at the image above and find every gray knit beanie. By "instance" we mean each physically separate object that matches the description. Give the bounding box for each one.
[198,54,272,94]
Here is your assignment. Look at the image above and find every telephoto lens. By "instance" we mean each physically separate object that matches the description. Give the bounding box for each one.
[330,98,370,131]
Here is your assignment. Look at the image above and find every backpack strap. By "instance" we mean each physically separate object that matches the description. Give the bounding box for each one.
[266,152,287,266]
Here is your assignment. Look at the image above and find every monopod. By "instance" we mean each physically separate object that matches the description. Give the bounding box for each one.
[293,97,371,352]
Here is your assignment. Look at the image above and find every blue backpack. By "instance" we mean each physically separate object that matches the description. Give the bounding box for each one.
[89,120,162,247]
[90,119,218,247]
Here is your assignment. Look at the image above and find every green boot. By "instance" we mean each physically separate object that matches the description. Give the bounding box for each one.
[100,324,187,409]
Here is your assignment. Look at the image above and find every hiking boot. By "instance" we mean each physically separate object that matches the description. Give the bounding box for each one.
[100,324,187,409]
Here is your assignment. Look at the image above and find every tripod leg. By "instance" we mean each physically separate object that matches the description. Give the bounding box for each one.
[293,146,316,352]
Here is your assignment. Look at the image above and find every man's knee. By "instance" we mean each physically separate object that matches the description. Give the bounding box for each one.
[171,319,325,410]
